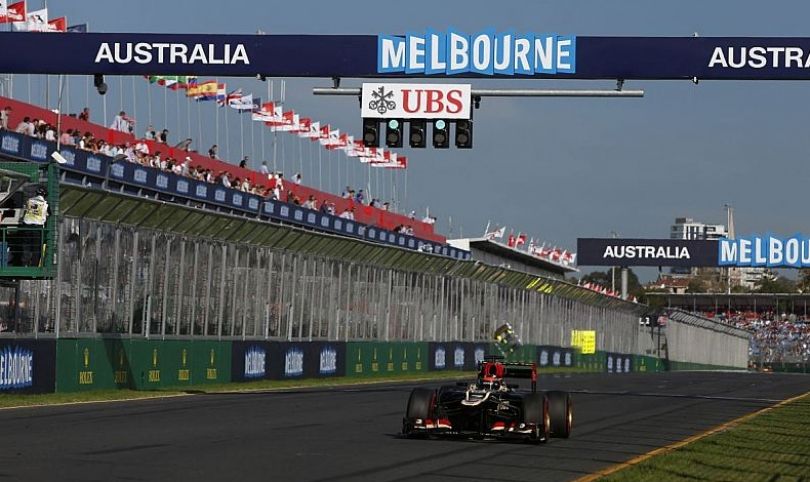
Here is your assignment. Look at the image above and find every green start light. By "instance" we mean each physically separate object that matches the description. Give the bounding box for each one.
[387,119,399,129]
[435,119,446,129]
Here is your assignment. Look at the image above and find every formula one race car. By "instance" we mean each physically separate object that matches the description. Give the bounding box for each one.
[402,356,572,443]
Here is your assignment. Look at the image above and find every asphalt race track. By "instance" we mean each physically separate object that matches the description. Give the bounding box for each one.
[1,372,808,481]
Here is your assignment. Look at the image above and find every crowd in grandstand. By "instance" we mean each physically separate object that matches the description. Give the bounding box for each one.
[706,310,810,363]
[2,105,425,231]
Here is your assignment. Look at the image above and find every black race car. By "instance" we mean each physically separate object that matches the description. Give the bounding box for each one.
[402,356,572,443]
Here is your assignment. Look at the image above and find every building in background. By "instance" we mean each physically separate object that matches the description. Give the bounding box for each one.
[666,215,764,290]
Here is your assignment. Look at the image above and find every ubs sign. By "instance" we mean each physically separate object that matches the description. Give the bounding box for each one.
[361,83,471,119]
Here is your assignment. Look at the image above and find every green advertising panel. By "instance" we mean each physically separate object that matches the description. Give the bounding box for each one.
[56,338,232,392]
[345,342,428,378]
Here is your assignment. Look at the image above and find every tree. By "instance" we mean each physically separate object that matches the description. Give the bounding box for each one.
[798,269,810,293]
[686,277,708,293]
[581,268,644,299]
[754,270,796,293]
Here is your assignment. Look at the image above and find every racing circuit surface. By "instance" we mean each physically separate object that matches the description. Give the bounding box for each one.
[1,372,808,481]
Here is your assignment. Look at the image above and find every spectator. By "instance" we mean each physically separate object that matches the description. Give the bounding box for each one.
[59,129,74,146]
[44,124,56,142]
[110,111,131,133]
[239,156,249,169]
[78,107,90,122]
[0,106,11,130]
[221,172,232,188]
[259,161,269,176]
[208,144,219,159]
[303,195,317,210]
[174,137,193,151]
[293,172,302,185]
[409,210,416,220]
[158,129,169,144]
[339,207,354,220]
[135,140,149,155]
[382,202,390,211]
[145,124,156,140]
[355,189,365,204]
[181,157,192,176]
[422,215,436,225]
[15,117,34,136]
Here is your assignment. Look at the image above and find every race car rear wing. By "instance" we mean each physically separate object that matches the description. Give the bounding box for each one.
[480,356,537,392]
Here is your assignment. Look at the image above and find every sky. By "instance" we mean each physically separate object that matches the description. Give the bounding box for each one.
[7,0,810,281]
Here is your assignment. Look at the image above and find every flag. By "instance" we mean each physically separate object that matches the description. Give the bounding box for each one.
[1,1,24,24]
[47,17,66,32]
[507,232,516,248]
[485,226,506,240]
[188,80,217,99]
[516,233,527,248]
[13,7,48,32]
[251,102,276,122]
[195,81,221,101]
[270,111,298,131]
[294,118,312,137]
[218,88,241,107]
[67,23,87,33]
[229,93,256,111]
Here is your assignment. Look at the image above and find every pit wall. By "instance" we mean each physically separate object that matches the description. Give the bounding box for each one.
[0,338,745,394]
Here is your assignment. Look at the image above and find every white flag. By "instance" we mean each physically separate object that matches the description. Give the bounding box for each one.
[0,1,7,22]
[13,8,48,32]
[228,94,254,111]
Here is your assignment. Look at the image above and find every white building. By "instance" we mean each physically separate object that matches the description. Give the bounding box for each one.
[670,216,763,289]
[670,217,727,241]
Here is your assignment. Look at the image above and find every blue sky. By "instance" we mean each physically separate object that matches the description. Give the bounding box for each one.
[9,0,810,279]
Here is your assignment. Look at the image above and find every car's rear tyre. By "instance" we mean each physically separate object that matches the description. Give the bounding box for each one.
[547,390,572,438]
[522,393,550,443]
[403,388,435,437]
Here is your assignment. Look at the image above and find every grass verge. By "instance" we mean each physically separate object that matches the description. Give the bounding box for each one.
[594,392,810,482]
[0,370,477,409]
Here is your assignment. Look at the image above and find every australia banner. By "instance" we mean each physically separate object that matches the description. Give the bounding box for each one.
[577,238,719,267]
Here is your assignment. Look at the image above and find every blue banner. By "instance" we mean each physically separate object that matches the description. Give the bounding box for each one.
[3,32,810,79]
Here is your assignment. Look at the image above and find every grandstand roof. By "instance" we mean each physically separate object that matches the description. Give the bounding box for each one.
[649,292,810,314]
[448,237,577,279]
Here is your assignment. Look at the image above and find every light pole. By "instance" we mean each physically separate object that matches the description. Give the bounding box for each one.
[610,231,619,292]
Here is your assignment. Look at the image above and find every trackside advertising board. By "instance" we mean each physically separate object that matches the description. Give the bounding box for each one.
[579,235,810,268]
[577,238,718,267]
[5,32,810,79]
[361,83,471,119]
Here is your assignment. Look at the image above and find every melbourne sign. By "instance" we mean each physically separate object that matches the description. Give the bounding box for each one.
[7,32,810,79]
[577,238,718,267]
[718,235,810,267]
[377,30,576,75]
[361,83,471,119]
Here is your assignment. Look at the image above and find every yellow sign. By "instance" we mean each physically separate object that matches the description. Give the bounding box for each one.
[571,330,597,355]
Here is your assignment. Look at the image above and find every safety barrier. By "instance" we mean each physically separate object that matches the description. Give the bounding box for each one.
[0,338,56,393]
[54,338,231,391]
[0,130,467,260]
[231,341,346,381]
[0,337,752,393]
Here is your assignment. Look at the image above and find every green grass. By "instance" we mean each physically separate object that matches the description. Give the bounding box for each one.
[0,370,477,409]
[600,393,810,482]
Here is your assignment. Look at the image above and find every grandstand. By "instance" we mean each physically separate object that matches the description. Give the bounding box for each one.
[649,293,810,370]
[1,96,445,244]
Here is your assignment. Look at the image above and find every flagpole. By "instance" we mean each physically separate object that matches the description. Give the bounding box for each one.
[250,114,255,166]
[318,144,322,190]
[162,83,167,136]
[186,86,192,145]
[240,111,244,162]
[131,76,137,133]
[225,103,230,162]
[215,77,220,154]
[197,100,202,153]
